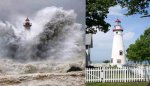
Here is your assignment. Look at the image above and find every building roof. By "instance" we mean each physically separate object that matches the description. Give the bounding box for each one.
[115,19,121,23]
[25,17,30,21]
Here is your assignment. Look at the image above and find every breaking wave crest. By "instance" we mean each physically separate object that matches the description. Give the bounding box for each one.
[0,7,84,62]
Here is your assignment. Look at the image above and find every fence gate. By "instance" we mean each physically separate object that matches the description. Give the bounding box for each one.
[86,67,104,82]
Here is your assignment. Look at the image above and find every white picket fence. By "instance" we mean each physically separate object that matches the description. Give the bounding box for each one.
[86,66,150,82]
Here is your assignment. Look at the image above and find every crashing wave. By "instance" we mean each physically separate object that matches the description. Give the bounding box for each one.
[0,7,84,62]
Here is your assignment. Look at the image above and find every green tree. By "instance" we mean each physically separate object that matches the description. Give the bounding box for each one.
[126,28,150,64]
[86,0,117,34]
[117,0,150,17]
[102,60,110,63]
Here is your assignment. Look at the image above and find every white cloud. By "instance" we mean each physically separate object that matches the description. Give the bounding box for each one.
[123,32,135,40]
[108,5,126,16]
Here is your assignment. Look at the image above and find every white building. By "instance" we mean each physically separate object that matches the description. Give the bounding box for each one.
[111,19,126,65]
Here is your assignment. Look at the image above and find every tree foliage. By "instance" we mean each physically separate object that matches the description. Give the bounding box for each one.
[86,0,150,34]
[117,0,150,17]
[86,0,117,34]
[103,60,110,63]
[126,28,150,64]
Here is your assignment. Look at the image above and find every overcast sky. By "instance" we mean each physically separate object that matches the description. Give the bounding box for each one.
[0,0,85,25]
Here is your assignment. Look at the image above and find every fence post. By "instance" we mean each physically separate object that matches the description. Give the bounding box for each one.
[98,67,100,82]
[124,66,126,82]
[101,67,104,82]
[144,66,147,82]
[86,68,87,82]
[103,67,105,82]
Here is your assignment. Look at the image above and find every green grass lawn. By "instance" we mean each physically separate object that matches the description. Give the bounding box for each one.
[86,82,148,86]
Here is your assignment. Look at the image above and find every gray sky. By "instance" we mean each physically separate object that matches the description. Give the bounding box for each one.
[0,0,85,25]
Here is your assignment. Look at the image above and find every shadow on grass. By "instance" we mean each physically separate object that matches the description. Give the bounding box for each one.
[86,82,148,86]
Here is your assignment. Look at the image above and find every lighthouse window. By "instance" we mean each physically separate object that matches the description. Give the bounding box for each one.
[119,50,123,55]
[117,59,121,63]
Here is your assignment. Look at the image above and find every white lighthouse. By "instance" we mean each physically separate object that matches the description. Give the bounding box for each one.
[111,19,126,65]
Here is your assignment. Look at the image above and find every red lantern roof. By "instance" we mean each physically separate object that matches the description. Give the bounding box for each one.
[115,19,121,22]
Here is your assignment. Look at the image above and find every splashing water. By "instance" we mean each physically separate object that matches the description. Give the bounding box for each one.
[0,7,84,62]
[0,7,85,75]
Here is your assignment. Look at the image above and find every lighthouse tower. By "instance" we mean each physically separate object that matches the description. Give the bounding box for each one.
[23,17,32,30]
[111,19,126,65]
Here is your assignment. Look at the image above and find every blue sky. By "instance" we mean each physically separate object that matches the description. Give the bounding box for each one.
[91,5,150,63]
